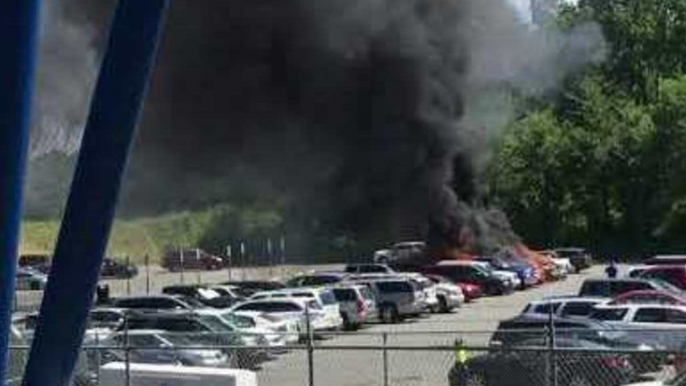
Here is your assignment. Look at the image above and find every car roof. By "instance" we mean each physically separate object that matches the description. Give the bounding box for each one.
[555,248,586,252]
[539,296,609,302]
[595,303,686,311]
[435,260,476,266]
[583,278,651,283]
[502,314,603,326]
[643,265,686,270]
[651,255,686,260]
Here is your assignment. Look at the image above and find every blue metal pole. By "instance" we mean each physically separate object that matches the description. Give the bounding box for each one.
[23,1,168,386]
[0,1,41,385]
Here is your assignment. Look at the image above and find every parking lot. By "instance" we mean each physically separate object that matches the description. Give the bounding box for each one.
[253,265,604,386]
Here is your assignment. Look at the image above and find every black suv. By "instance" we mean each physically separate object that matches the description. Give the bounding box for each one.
[101,258,138,279]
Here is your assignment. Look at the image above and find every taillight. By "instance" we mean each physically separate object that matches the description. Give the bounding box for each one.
[356,299,367,315]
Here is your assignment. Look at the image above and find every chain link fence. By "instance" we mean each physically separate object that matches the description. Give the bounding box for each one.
[7,328,686,386]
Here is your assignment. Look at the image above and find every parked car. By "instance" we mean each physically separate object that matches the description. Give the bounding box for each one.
[423,261,513,296]
[521,296,609,318]
[114,310,265,368]
[89,308,128,330]
[221,280,286,297]
[162,248,224,272]
[455,282,483,302]
[97,329,233,367]
[477,256,538,288]
[627,265,651,278]
[208,285,245,300]
[356,278,425,323]
[609,290,686,307]
[344,264,396,274]
[15,268,47,291]
[229,299,319,333]
[400,273,440,312]
[331,284,377,330]
[373,241,426,264]
[589,304,686,351]
[424,274,465,312]
[18,252,50,268]
[468,261,522,289]
[162,285,240,308]
[578,278,672,298]
[540,250,575,275]
[286,272,349,287]
[230,311,301,344]
[193,308,279,347]
[639,265,686,290]
[249,288,343,331]
[555,248,593,272]
[100,257,138,279]
[112,295,205,310]
[450,337,636,386]
[644,255,686,266]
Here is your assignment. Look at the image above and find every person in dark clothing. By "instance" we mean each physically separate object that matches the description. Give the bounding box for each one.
[605,261,618,278]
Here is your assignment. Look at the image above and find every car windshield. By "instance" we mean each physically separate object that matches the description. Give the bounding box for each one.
[651,279,683,295]
[161,333,199,346]
[221,312,256,328]
[199,315,233,332]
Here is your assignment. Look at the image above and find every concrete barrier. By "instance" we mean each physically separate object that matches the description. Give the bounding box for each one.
[99,362,258,386]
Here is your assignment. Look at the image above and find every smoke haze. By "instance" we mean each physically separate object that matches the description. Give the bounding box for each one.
[27,0,605,252]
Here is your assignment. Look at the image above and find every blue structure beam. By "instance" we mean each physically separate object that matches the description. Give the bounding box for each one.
[0,0,41,385]
[23,1,169,385]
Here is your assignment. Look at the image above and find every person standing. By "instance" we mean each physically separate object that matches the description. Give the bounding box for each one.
[605,260,618,278]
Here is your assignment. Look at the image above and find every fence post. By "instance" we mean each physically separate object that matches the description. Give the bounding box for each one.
[124,312,131,386]
[546,307,557,386]
[226,245,232,281]
[196,248,201,285]
[306,303,314,386]
[95,332,101,386]
[179,248,185,284]
[145,254,150,295]
[126,255,131,296]
[382,332,389,386]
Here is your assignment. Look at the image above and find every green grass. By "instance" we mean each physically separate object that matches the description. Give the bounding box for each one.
[20,210,220,265]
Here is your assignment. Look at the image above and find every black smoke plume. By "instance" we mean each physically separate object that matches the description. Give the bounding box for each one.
[28,0,604,256]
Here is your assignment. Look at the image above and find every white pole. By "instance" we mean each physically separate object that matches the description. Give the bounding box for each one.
[268,238,273,278]
[196,248,201,285]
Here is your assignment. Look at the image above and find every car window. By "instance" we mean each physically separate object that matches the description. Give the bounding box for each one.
[128,335,162,347]
[261,302,303,312]
[235,302,269,312]
[581,282,606,296]
[223,313,256,328]
[302,276,340,286]
[532,302,561,314]
[634,308,666,323]
[333,288,357,302]
[291,292,315,298]
[157,318,207,332]
[360,287,375,301]
[376,281,412,293]
[561,302,598,317]
[590,308,628,321]
[199,315,233,332]
[320,290,337,305]
[360,265,387,273]
[665,309,686,324]
[91,311,122,323]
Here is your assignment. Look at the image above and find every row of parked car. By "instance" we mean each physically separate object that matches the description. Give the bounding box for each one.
[449,254,686,386]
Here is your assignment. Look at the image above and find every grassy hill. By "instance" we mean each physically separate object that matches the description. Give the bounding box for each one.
[20,207,249,265]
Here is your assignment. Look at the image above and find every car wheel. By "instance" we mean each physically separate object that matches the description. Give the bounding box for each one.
[380,304,399,324]
[566,376,591,386]
[438,296,450,313]
[341,314,353,331]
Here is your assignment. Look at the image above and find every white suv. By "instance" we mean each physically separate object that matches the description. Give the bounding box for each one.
[250,288,343,330]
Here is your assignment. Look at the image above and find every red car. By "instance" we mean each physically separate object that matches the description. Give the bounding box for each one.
[455,282,482,302]
[608,289,686,306]
[639,265,686,290]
